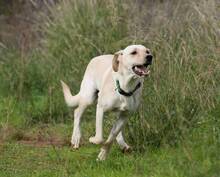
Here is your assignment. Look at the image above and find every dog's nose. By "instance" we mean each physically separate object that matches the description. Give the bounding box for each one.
[146,54,153,64]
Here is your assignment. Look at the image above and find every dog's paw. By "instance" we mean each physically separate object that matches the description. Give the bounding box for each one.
[97,148,108,161]
[122,146,132,154]
[71,136,81,149]
[89,136,104,145]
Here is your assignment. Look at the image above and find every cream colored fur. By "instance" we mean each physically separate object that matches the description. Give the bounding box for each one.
[61,45,152,160]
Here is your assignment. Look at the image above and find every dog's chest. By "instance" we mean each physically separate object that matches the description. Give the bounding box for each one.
[118,94,140,112]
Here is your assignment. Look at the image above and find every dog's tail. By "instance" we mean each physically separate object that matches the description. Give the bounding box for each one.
[60,80,79,108]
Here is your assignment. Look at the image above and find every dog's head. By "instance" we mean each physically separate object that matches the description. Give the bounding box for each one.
[112,45,153,77]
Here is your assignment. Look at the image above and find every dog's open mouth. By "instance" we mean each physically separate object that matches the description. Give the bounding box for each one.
[132,64,150,77]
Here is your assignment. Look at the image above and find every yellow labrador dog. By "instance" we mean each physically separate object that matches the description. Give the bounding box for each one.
[61,45,153,160]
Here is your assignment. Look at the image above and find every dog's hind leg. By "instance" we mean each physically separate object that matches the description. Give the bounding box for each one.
[71,89,97,149]
[116,131,131,153]
[61,79,97,149]
[71,102,88,149]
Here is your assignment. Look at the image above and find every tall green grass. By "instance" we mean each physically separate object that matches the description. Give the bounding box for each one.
[126,0,220,149]
[0,0,219,149]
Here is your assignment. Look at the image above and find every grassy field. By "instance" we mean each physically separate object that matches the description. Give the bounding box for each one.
[0,109,219,177]
[0,121,219,177]
[0,0,220,176]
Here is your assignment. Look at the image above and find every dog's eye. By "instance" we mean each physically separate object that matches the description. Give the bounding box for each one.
[131,51,137,55]
[146,50,150,54]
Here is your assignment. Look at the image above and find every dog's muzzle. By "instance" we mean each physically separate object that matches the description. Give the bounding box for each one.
[132,54,153,77]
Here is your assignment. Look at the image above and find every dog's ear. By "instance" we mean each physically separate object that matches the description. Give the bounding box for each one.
[112,50,123,72]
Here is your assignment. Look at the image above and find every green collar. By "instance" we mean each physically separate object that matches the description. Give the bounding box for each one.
[115,80,141,97]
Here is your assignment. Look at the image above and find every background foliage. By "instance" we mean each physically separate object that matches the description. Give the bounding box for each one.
[0,0,219,151]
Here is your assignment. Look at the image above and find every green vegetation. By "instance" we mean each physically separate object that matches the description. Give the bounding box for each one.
[0,0,219,176]
[0,122,219,177]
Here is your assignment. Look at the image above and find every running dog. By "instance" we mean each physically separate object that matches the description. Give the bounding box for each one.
[61,45,153,160]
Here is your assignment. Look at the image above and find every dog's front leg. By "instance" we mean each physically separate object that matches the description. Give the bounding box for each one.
[97,113,127,161]
[116,131,131,153]
[89,104,104,144]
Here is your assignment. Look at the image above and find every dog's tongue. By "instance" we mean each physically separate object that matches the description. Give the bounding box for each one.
[135,66,150,76]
